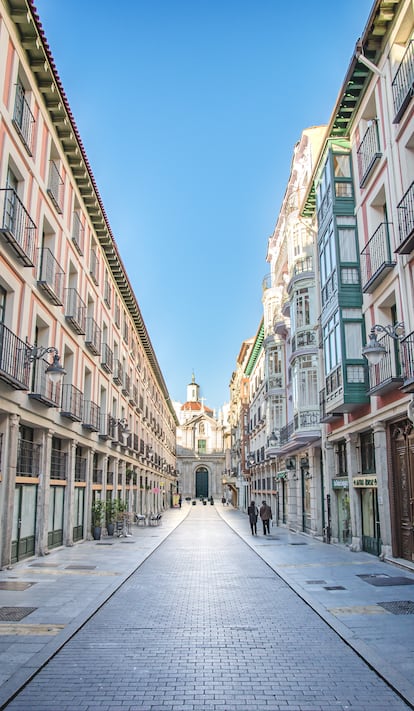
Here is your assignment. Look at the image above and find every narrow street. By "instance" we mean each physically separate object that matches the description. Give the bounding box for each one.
[4,505,411,711]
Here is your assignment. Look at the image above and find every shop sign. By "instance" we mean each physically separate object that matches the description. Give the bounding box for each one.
[352,476,377,488]
[332,478,349,489]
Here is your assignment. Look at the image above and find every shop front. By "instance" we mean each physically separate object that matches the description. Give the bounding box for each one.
[353,475,381,556]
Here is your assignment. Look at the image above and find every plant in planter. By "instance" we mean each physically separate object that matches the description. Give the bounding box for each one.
[91,499,105,540]
[105,499,118,536]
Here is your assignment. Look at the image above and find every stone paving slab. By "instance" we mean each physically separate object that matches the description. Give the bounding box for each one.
[2,504,411,711]
[0,503,413,709]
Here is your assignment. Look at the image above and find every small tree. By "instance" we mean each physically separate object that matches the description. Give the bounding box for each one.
[105,499,118,525]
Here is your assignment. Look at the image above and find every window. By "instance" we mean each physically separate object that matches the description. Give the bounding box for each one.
[360,431,375,474]
[198,439,206,454]
[323,311,341,375]
[294,288,310,329]
[12,78,35,154]
[336,440,347,476]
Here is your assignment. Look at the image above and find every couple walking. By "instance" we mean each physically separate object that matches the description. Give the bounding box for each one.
[247,500,272,535]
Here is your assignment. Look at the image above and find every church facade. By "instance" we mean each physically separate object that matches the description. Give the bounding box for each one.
[174,376,230,501]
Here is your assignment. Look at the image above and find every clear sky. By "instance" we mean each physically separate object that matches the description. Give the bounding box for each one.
[34,0,373,413]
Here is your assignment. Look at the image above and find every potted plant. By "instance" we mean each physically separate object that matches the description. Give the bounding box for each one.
[105,499,117,536]
[91,499,105,540]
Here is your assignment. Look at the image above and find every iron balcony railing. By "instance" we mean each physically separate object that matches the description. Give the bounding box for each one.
[392,39,414,124]
[85,316,101,356]
[400,331,414,392]
[356,120,381,187]
[293,256,313,276]
[104,279,111,308]
[17,438,41,477]
[64,288,86,334]
[101,342,113,373]
[130,384,138,406]
[47,160,64,214]
[28,358,61,407]
[0,323,30,389]
[122,372,130,396]
[0,188,36,266]
[396,181,414,253]
[99,413,112,440]
[113,360,123,386]
[90,246,99,285]
[82,400,101,431]
[61,383,83,421]
[12,83,35,155]
[75,455,87,482]
[71,211,84,255]
[37,247,65,305]
[50,449,67,480]
[360,222,395,293]
[367,332,403,394]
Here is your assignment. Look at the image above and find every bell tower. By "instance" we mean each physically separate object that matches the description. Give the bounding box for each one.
[186,372,200,403]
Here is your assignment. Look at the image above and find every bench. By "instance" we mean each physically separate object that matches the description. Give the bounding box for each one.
[148,513,162,526]
[135,514,146,526]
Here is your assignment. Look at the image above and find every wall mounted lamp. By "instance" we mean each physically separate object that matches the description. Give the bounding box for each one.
[268,431,279,448]
[25,345,66,384]
[362,323,405,366]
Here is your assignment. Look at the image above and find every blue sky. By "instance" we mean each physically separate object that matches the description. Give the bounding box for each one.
[35,0,373,413]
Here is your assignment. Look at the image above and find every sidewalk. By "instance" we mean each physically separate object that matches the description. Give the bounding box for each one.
[0,505,190,709]
[217,504,414,709]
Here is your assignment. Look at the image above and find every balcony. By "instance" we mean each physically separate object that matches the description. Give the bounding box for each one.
[360,223,395,293]
[92,468,103,485]
[101,342,113,373]
[113,360,123,386]
[356,120,381,188]
[37,248,65,305]
[17,438,41,477]
[64,288,86,334]
[400,332,414,393]
[122,373,130,396]
[28,359,61,407]
[392,39,414,124]
[0,188,36,266]
[12,83,35,155]
[0,323,30,390]
[82,400,100,431]
[89,246,99,285]
[47,160,64,214]
[50,449,67,480]
[291,328,317,354]
[99,413,113,440]
[85,316,101,356]
[75,455,87,482]
[71,212,84,255]
[61,383,83,421]
[366,333,404,395]
[396,182,414,254]
[130,384,138,407]
[319,388,342,423]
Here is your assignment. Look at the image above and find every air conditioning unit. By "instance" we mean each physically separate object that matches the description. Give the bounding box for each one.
[285,457,296,470]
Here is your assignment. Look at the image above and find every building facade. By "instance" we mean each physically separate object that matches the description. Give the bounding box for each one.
[174,375,230,501]
[0,0,177,567]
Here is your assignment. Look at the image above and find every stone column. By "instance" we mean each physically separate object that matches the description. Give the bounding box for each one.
[1,413,20,568]
[324,440,337,541]
[36,428,53,557]
[346,432,362,551]
[85,448,95,540]
[373,420,392,559]
[64,439,77,547]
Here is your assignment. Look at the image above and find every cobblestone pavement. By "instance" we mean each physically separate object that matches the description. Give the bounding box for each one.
[3,505,412,711]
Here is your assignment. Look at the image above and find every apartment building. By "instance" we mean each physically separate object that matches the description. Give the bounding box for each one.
[301,0,414,561]
[0,0,177,566]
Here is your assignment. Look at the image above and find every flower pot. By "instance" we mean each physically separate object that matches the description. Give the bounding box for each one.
[92,526,101,541]
[107,522,115,536]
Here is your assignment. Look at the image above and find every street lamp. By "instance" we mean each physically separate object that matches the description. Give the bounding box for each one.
[268,431,279,448]
[362,322,405,366]
[25,345,66,384]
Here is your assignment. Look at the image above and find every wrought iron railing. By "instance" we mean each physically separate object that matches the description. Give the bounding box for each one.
[368,333,402,391]
[0,323,30,389]
[356,120,381,187]
[61,383,83,421]
[397,181,414,250]
[37,247,65,305]
[0,188,36,266]
[29,358,61,407]
[101,342,113,373]
[82,400,101,431]
[89,246,99,284]
[360,222,395,290]
[85,316,101,355]
[13,83,35,154]
[392,39,414,123]
[71,211,84,255]
[47,160,64,213]
[64,288,86,334]
[75,455,87,482]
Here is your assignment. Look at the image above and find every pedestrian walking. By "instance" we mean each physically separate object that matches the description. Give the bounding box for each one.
[260,500,272,535]
[221,496,226,506]
[247,500,258,535]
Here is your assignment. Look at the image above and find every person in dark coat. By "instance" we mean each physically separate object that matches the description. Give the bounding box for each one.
[260,500,272,535]
[247,501,258,535]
